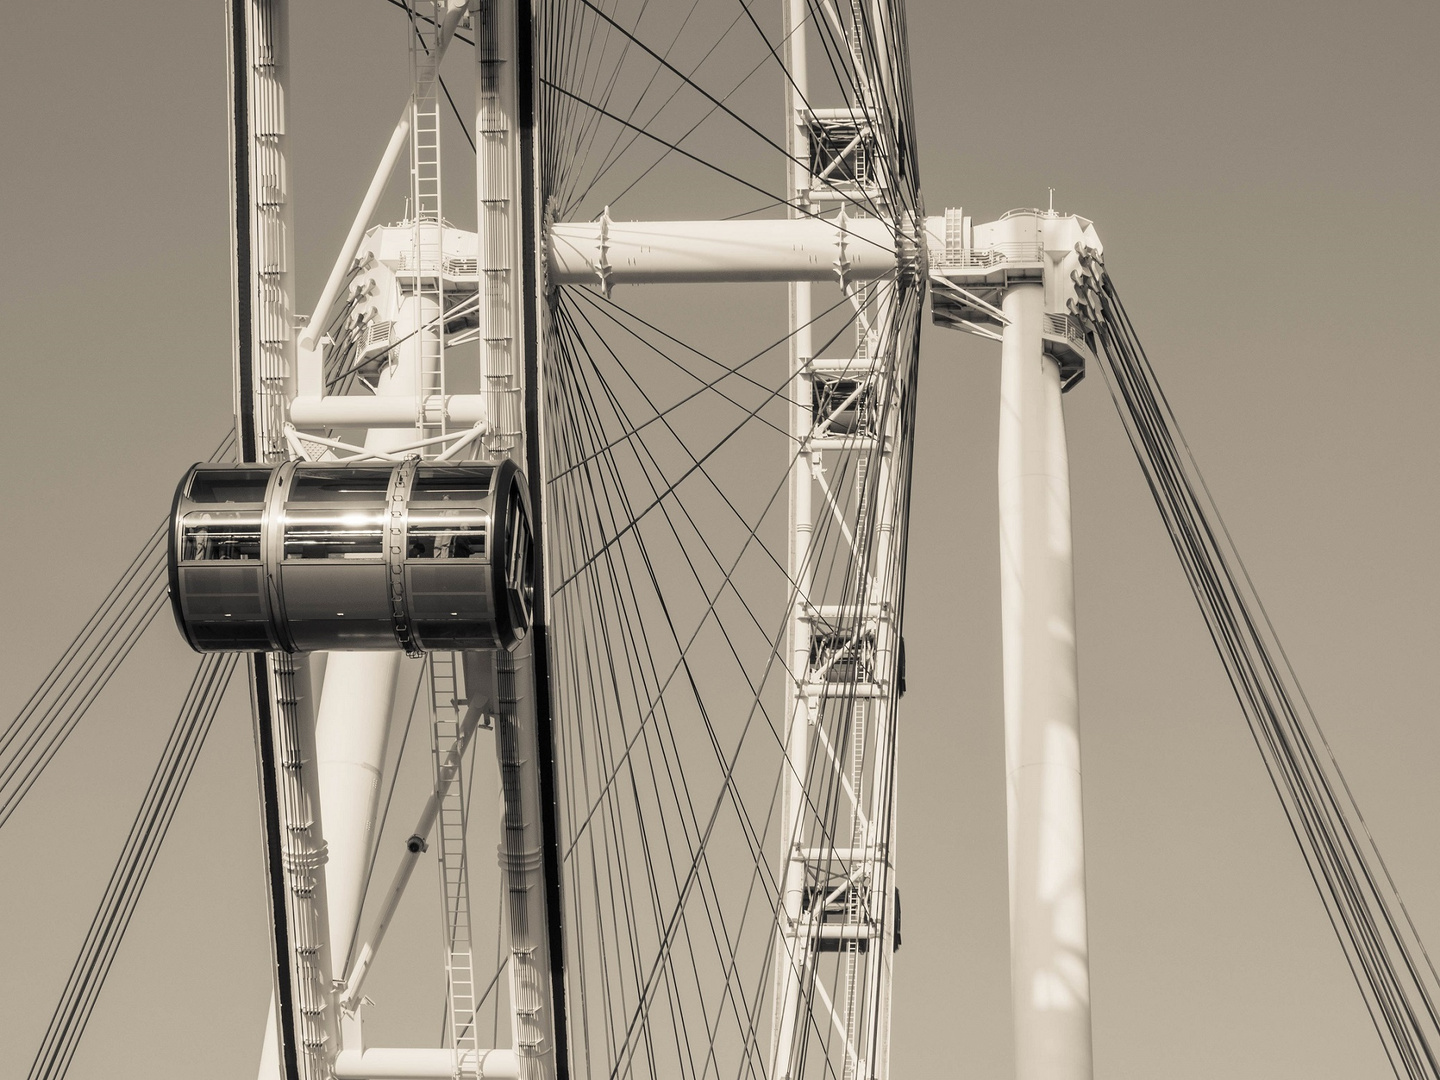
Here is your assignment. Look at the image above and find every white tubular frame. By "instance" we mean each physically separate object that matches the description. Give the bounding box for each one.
[768,7,907,1080]
[334,1048,519,1080]
[547,215,897,287]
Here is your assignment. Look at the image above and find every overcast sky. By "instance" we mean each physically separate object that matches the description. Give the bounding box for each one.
[1,2,1437,1078]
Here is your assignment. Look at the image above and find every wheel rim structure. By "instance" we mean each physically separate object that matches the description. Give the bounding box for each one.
[8,7,1440,1080]
[223,3,930,1080]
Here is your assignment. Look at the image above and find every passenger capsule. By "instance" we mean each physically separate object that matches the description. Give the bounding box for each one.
[168,459,533,654]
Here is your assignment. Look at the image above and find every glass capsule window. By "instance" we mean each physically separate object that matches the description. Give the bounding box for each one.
[181,510,262,561]
[186,469,272,505]
[407,465,493,559]
[283,467,389,560]
[283,510,385,560]
[406,509,487,559]
[288,468,391,503]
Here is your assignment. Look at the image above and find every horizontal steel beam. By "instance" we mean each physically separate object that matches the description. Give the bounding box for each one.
[289,394,486,427]
[548,215,899,286]
[334,1048,518,1079]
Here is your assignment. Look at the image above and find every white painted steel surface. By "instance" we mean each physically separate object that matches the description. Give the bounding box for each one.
[547,216,898,286]
[315,652,402,973]
[288,394,486,427]
[475,0,523,455]
[334,1047,519,1079]
[997,283,1094,1080]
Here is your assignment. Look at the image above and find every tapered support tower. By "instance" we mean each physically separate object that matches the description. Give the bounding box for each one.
[997,281,1092,1080]
[929,206,1103,1080]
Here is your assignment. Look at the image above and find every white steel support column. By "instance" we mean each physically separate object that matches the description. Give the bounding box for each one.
[772,0,812,1073]
[228,1,346,1077]
[859,294,899,1080]
[236,0,297,463]
[996,283,1094,1080]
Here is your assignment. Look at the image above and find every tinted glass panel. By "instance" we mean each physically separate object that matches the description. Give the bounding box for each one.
[289,468,391,504]
[182,511,262,561]
[410,465,494,505]
[180,565,265,615]
[188,469,272,504]
[283,509,384,559]
[407,508,487,559]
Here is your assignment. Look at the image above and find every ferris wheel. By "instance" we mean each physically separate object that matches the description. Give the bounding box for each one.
[7,3,1440,1080]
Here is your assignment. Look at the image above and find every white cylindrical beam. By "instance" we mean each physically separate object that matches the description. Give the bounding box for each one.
[997,283,1094,1080]
[334,1048,519,1079]
[297,116,410,371]
[297,0,468,358]
[288,394,486,427]
[548,216,897,286]
[314,652,402,976]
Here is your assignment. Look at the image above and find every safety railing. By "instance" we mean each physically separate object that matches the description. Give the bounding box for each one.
[929,241,1045,270]
[1044,312,1087,349]
[393,253,480,276]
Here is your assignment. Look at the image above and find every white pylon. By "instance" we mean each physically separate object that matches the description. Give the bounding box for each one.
[997,282,1093,1080]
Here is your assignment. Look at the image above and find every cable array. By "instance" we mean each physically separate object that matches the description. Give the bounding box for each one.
[537,0,922,230]
[1081,259,1440,1079]
[0,430,236,830]
[25,652,239,1080]
[531,6,925,1079]
[541,276,923,1080]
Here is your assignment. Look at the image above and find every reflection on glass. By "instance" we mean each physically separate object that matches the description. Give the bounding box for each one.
[283,510,385,559]
[289,468,391,504]
[187,470,271,505]
[182,511,263,561]
[407,509,487,559]
[411,465,494,505]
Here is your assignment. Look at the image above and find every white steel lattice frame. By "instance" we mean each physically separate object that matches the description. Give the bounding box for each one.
[771,5,907,1080]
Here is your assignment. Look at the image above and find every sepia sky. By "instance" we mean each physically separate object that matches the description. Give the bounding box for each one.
[1,2,1437,1078]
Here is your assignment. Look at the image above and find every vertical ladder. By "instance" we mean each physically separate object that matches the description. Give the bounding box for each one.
[410,0,445,440]
[429,651,479,1077]
[476,0,521,454]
